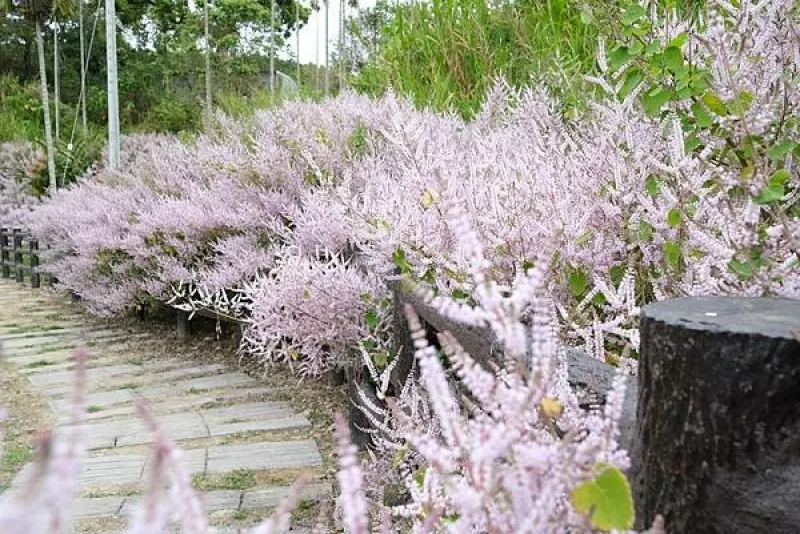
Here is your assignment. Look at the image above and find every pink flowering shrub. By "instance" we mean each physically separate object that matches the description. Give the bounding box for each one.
[0,142,43,226]
[23,0,798,377]
[240,251,383,377]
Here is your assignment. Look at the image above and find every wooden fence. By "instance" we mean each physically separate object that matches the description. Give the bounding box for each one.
[0,227,48,288]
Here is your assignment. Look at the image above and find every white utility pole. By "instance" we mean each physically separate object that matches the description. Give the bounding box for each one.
[205,0,212,114]
[106,0,120,168]
[338,0,343,89]
[296,1,300,88]
[324,0,329,96]
[53,23,60,141]
[315,3,320,91]
[79,0,87,133]
[270,0,276,101]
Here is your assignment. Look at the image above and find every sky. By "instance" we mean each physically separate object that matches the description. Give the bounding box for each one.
[295,0,377,64]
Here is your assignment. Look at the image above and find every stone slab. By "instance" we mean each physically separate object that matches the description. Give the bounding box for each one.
[140,364,227,383]
[9,349,126,367]
[74,483,331,520]
[1,329,134,350]
[59,402,307,450]
[20,356,165,375]
[207,441,323,471]
[207,418,310,437]
[0,326,92,341]
[174,373,259,393]
[61,387,276,421]
[51,389,138,413]
[29,364,142,387]
[13,440,322,489]
[74,496,127,518]
[241,483,332,509]
[42,365,230,398]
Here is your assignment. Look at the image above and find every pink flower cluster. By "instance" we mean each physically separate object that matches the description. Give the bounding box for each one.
[0,142,43,227]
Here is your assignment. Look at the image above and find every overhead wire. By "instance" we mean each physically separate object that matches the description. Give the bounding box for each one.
[62,0,103,186]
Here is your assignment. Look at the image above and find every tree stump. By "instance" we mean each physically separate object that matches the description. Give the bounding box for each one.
[633,296,800,533]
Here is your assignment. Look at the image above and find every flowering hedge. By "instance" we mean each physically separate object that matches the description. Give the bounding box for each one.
[24,0,799,379]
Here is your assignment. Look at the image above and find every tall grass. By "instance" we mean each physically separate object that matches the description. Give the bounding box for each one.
[351,0,599,119]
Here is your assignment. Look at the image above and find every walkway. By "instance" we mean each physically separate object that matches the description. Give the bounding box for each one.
[0,280,332,533]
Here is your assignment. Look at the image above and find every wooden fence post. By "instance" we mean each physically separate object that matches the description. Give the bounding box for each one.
[177,310,191,340]
[29,239,40,288]
[0,228,9,279]
[633,296,800,533]
[12,229,23,283]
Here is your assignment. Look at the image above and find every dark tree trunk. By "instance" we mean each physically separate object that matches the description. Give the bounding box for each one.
[633,296,800,533]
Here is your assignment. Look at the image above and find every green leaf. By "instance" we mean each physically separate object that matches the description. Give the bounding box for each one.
[684,133,702,153]
[662,46,684,73]
[442,513,461,524]
[451,288,469,300]
[619,68,645,99]
[568,270,589,299]
[364,308,379,329]
[642,86,671,116]
[592,292,607,306]
[645,175,661,197]
[421,267,436,286]
[522,259,535,272]
[667,208,682,228]
[392,445,408,469]
[767,140,795,161]
[753,169,790,204]
[768,168,791,187]
[579,8,593,24]
[610,265,626,286]
[664,241,681,269]
[667,32,688,48]
[728,258,754,279]
[392,247,413,274]
[690,70,712,94]
[639,220,654,242]
[609,46,633,71]
[702,92,728,116]
[729,90,754,118]
[621,5,647,25]
[676,86,693,99]
[576,229,593,245]
[645,41,661,55]
[570,463,635,530]
[373,350,389,368]
[754,183,785,204]
[629,40,644,55]
[415,466,427,487]
[691,101,712,128]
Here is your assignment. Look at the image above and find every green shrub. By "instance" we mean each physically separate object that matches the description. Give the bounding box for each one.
[0,75,43,143]
[139,93,203,134]
[351,0,599,119]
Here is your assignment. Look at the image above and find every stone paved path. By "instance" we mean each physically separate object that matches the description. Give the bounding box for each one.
[0,281,331,532]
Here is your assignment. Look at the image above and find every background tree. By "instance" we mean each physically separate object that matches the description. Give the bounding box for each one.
[0,0,65,191]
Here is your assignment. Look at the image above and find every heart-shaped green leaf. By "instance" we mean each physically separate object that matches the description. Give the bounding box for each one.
[570,463,635,530]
